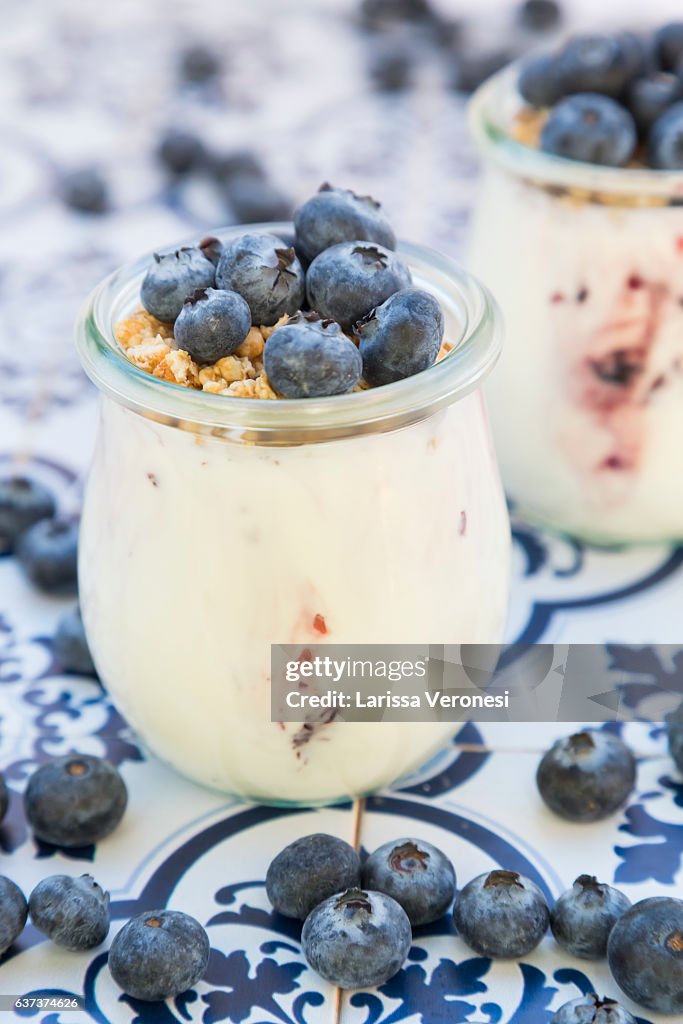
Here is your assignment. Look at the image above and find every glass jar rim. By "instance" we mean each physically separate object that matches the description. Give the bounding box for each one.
[469,62,683,201]
[75,223,502,444]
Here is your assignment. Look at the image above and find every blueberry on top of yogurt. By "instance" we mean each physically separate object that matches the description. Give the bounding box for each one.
[306,240,412,330]
[294,183,396,263]
[141,245,216,323]
[264,312,362,398]
[216,232,305,326]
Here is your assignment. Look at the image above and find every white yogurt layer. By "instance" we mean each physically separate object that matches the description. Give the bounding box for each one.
[469,164,683,543]
[79,391,510,802]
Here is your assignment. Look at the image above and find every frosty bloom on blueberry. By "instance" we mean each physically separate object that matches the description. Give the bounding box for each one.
[550,874,631,960]
[174,287,251,364]
[29,874,110,950]
[360,837,455,926]
[536,731,636,823]
[294,183,396,263]
[550,993,636,1023]
[453,869,549,958]
[141,245,216,323]
[216,232,305,326]
[108,909,210,1001]
[356,287,444,386]
[0,476,56,554]
[266,833,361,919]
[607,896,683,1014]
[24,754,127,847]
[0,877,27,956]
[264,312,362,398]
[306,241,411,330]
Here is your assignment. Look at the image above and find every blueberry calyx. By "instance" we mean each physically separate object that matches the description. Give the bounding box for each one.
[353,244,389,268]
[666,930,683,954]
[335,888,372,913]
[198,236,222,264]
[388,841,429,873]
[274,247,298,283]
[484,869,524,890]
[567,731,596,755]
[65,759,89,777]
[574,874,606,895]
[318,181,381,211]
[286,310,335,329]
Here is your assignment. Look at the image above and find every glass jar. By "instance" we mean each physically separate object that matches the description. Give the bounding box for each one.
[469,66,683,544]
[75,225,510,804]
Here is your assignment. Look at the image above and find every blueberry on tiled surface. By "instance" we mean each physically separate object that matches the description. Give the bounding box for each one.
[356,286,443,386]
[306,241,411,330]
[361,837,455,926]
[0,476,56,554]
[266,833,361,919]
[109,909,210,1001]
[59,168,109,214]
[536,730,636,822]
[16,516,79,595]
[648,101,683,169]
[359,0,437,32]
[453,869,549,958]
[157,128,207,176]
[517,0,562,33]
[54,605,97,677]
[551,993,636,1023]
[141,246,216,323]
[174,287,251,364]
[264,312,362,399]
[24,754,127,847]
[607,897,683,1014]
[29,874,110,950]
[210,149,266,185]
[216,232,305,326]
[178,42,222,85]
[0,877,27,956]
[550,874,631,959]
[294,183,396,264]
[627,72,683,135]
[540,94,637,167]
[368,35,414,92]
[301,887,412,989]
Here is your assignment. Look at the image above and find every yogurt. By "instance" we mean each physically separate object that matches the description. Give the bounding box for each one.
[469,67,683,544]
[76,231,510,803]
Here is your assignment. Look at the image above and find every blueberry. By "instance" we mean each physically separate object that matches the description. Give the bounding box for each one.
[648,101,683,169]
[0,774,8,823]
[306,242,411,330]
[536,731,636,822]
[550,875,631,960]
[665,700,683,772]
[210,150,266,185]
[540,94,636,167]
[224,175,292,224]
[216,232,305,327]
[654,22,683,72]
[452,51,517,95]
[178,43,222,84]
[517,0,562,33]
[557,34,643,98]
[368,36,414,93]
[294,183,396,264]
[60,168,109,214]
[453,869,549,958]
[0,476,56,554]
[266,833,361,919]
[264,312,361,398]
[55,606,97,676]
[607,897,683,1014]
[0,877,27,955]
[109,909,209,1001]
[551,993,636,1023]
[173,288,251,365]
[359,0,436,32]
[157,128,206,177]
[361,837,455,926]
[16,517,78,595]
[518,54,567,107]
[25,754,127,847]
[29,874,109,950]
[301,887,411,989]
[627,73,683,135]
[198,235,223,266]
[356,287,443,386]
[141,246,216,324]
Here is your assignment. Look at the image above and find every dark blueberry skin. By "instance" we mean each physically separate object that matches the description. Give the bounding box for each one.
[157,128,206,177]
[0,476,56,554]
[627,73,683,135]
[453,869,549,958]
[607,897,683,1015]
[301,888,411,989]
[551,993,636,1023]
[60,168,109,214]
[359,0,437,32]
[648,101,683,169]
[537,731,636,823]
[307,242,411,331]
[556,34,644,98]
[654,22,683,72]
[517,0,562,33]
[173,288,251,364]
[211,149,265,184]
[109,909,210,1001]
[0,877,27,955]
[361,837,455,926]
[16,517,78,595]
[55,606,97,676]
[356,287,443,387]
[264,313,362,399]
[453,51,517,95]
[0,774,8,823]
[178,43,221,85]
[550,875,631,960]
[540,94,636,167]
[25,754,127,847]
[224,175,292,224]
[29,875,109,950]
[216,233,305,327]
[266,833,361,920]
[368,37,414,92]
[518,54,567,107]
[294,183,396,263]
[141,246,216,323]
[666,700,683,772]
